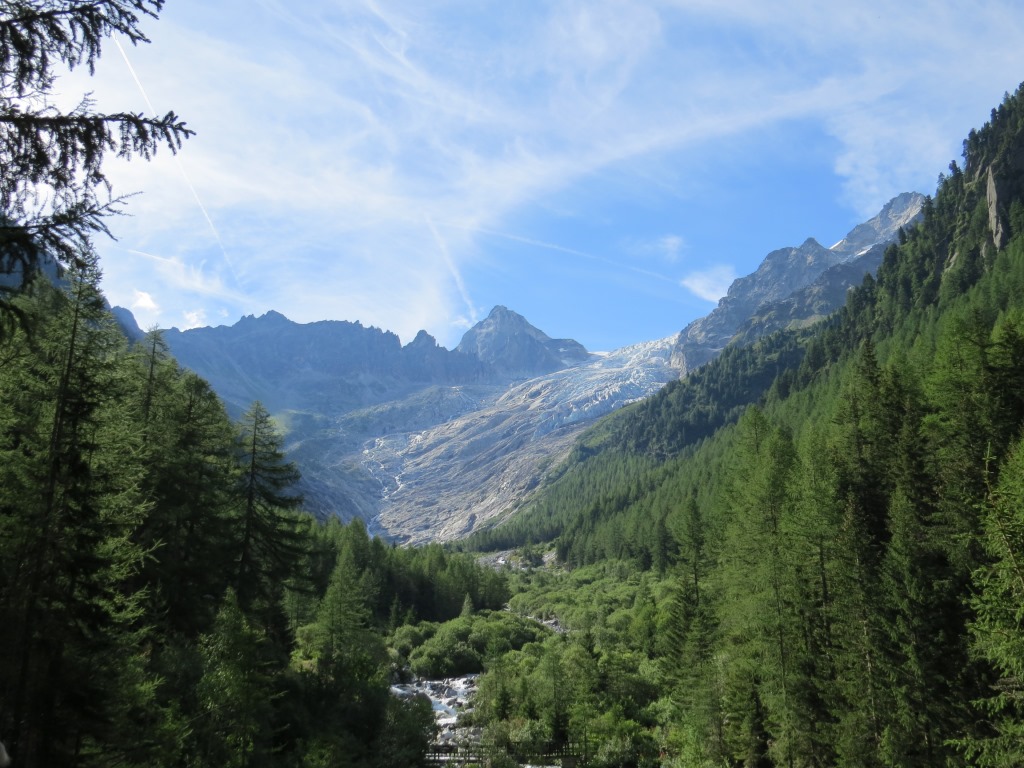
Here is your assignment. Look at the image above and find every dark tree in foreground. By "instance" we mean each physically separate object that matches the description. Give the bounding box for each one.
[0,259,152,766]
[0,0,192,336]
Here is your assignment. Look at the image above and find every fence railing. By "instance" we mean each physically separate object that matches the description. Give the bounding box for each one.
[424,741,586,766]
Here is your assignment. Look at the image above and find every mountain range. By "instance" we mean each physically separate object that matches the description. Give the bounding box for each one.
[670,192,924,371]
[116,192,923,543]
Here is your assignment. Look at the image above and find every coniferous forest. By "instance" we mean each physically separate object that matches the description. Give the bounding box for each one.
[4,3,1024,768]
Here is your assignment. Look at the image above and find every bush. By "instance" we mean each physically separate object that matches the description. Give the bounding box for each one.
[394,612,550,679]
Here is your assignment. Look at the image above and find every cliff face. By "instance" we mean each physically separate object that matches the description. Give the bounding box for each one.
[984,144,1024,250]
[963,87,1024,258]
[732,243,889,345]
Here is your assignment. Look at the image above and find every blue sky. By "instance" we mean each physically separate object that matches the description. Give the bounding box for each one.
[69,0,1024,351]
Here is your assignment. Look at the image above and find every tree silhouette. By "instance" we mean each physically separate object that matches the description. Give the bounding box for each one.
[0,1,191,335]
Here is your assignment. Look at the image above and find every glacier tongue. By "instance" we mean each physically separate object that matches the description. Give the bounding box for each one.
[497,336,678,435]
[360,335,679,544]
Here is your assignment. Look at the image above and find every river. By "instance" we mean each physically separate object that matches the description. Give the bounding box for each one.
[390,674,482,745]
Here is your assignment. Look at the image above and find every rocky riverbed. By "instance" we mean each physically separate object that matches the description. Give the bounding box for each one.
[390,674,482,744]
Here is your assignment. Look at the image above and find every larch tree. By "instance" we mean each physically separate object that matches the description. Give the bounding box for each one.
[0,258,154,766]
[132,358,238,639]
[233,401,304,617]
[960,437,1024,766]
[194,590,275,768]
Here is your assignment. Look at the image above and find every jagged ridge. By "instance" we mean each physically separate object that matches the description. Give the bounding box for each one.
[670,192,924,372]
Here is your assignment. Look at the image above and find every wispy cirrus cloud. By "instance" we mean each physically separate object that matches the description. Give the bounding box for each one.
[626,234,686,265]
[70,0,1024,348]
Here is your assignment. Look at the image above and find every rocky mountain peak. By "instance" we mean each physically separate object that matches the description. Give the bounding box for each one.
[671,192,925,373]
[456,306,590,378]
[486,305,519,320]
[466,305,547,341]
[236,309,291,327]
[405,329,439,349]
[830,192,925,258]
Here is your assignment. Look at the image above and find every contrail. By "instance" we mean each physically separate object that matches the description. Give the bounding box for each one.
[455,224,679,285]
[425,216,478,325]
[112,36,238,279]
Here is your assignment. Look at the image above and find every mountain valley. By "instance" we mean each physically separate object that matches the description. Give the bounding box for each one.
[116,192,923,542]
[6,27,1024,760]
[9,6,1024,765]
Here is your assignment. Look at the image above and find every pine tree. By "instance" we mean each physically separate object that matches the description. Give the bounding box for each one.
[0,0,191,335]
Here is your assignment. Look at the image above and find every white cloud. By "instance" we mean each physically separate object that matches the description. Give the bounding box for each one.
[122,289,160,330]
[182,309,207,330]
[681,266,737,303]
[131,290,159,312]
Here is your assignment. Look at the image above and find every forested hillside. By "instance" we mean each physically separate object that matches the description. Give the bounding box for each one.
[458,84,1024,766]
[0,263,517,767]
